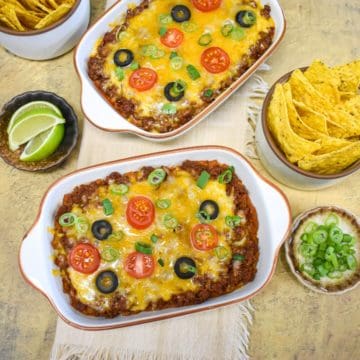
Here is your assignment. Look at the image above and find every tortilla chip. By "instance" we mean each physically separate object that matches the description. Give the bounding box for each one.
[304,60,341,104]
[293,100,329,134]
[267,84,321,163]
[22,0,52,13]
[283,83,324,140]
[34,3,71,29]
[333,60,360,94]
[0,5,24,31]
[328,108,360,137]
[340,96,360,118]
[298,142,360,174]
[314,136,354,155]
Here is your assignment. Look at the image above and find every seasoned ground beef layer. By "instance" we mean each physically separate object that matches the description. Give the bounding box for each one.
[88,0,275,133]
[52,160,259,318]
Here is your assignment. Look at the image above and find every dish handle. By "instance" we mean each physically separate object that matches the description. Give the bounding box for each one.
[261,180,292,249]
[81,84,134,132]
[19,222,52,296]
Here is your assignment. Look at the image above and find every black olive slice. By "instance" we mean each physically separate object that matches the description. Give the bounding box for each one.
[113,49,134,67]
[164,82,185,102]
[91,220,112,240]
[96,270,119,294]
[199,200,219,220]
[174,257,197,279]
[235,10,257,28]
[171,5,191,23]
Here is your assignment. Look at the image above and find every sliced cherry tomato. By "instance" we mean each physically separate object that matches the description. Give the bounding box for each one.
[190,224,219,251]
[124,251,155,279]
[160,28,184,48]
[68,243,100,274]
[201,47,230,74]
[129,68,157,91]
[126,196,155,230]
[192,0,222,12]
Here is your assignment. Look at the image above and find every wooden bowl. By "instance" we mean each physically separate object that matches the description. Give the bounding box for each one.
[0,91,78,171]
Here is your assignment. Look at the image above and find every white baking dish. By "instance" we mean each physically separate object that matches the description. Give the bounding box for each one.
[74,0,286,141]
[19,146,291,330]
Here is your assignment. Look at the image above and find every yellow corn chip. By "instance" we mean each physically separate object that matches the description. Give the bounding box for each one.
[267,84,321,163]
[315,137,354,155]
[34,3,71,29]
[283,83,324,140]
[333,60,360,94]
[298,142,360,174]
[0,5,24,31]
[304,60,341,104]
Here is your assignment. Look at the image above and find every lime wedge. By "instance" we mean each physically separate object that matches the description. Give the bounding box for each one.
[20,124,65,162]
[7,101,63,134]
[8,112,65,151]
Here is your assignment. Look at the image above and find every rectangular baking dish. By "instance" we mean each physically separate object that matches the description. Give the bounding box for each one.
[19,146,291,330]
[74,0,286,141]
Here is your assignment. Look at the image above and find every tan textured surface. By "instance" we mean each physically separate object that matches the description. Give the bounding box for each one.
[0,0,359,359]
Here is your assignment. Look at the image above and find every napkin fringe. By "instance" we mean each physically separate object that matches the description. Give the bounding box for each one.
[245,74,270,160]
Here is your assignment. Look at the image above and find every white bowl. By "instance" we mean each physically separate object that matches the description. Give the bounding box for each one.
[74,0,286,141]
[255,69,360,190]
[19,146,291,330]
[0,0,90,60]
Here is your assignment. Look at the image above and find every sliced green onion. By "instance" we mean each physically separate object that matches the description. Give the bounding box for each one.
[233,254,245,262]
[159,26,167,36]
[342,234,353,243]
[215,246,229,260]
[218,166,234,184]
[148,168,166,186]
[135,242,152,255]
[156,199,171,209]
[151,234,159,243]
[198,33,212,46]
[346,255,357,270]
[158,258,165,267]
[170,56,184,70]
[185,264,197,273]
[141,44,157,57]
[304,221,318,234]
[329,226,343,243]
[163,214,178,229]
[300,243,317,257]
[102,198,114,216]
[181,21,198,32]
[75,217,89,234]
[312,229,327,244]
[110,183,129,195]
[196,210,211,224]
[196,170,210,189]
[59,212,77,227]
[203,89,213,98]
[242,11,257,26]
[108,230,124,241]
[170,51,178,59]
[301,263,315,276]
[328,271,342,279]
[221,23,234,37]
[115,67,125,81]
[162,103,177,115]
[225,215,242,228]
[300,233,309,242]
[101,247,119,262]
[325,213,339,226]
[151,48,166,59]
[230,27,245,41]
[187,64,201,80]
[172,80,187,95]
[159,14,172,24]
[129,61,139,70]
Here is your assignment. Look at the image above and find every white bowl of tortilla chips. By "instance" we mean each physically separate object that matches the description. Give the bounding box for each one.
[0,0,90,60]
[256,60,360,190]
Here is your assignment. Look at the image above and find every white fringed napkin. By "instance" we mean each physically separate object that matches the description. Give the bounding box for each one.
[51,2,270,358]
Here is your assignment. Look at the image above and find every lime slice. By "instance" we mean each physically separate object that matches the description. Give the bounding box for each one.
[7,101,63,134]
[20,124,65,162]
[8,112,65,151]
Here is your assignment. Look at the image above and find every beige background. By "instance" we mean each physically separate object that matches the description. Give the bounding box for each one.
[0,0,359,359]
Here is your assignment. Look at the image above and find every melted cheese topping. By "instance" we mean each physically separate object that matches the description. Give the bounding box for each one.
[99,0,274,117]
[66,169,236,311]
